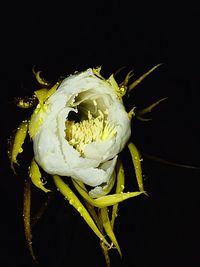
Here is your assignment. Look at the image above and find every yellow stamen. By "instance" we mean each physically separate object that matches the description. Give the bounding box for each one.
[65,110,117,154]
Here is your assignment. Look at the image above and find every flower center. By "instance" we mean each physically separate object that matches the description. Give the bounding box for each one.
[65,109,117,155]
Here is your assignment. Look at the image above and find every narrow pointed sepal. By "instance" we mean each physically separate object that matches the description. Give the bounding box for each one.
[128,142,145,193]
[29,158,51,193]
[128,64,162,92]
[52,175,111,248]
[100,207,122,257]
[9,120,28,172]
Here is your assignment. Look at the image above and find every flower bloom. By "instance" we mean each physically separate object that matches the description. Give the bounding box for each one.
[9,65,164,265]
[29,68,131,197]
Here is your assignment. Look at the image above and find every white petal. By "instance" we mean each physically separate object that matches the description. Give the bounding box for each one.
[88,158,117,198]
[72,155,116,187]
[33,107,100,174]
[83,139,114,160]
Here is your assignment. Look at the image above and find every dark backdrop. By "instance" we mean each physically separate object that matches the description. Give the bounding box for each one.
[1,2,200,267]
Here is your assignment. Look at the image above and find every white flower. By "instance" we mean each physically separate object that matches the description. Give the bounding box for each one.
[30,68,131,197]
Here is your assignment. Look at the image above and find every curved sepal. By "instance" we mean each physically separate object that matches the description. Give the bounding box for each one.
[72,179,143,208]
[29,158,51,193]
[128,142,145,192]
[53,175,111,248]
[9,120,28,172]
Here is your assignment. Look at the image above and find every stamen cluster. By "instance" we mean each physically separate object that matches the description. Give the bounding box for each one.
[65,109,117,155]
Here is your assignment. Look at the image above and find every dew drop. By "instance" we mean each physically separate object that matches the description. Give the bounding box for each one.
[120,185,125,190]
[77,207,82,212]
[40,177,47,184]
[69,199,74,205]
[142,174,148,181]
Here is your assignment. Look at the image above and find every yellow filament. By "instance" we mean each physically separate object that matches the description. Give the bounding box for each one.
[65,110,117,154]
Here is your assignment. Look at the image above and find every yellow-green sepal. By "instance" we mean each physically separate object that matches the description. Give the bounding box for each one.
[129,64,162,92]
[72,179,143,208]
[29,83,59,138]
[100,207,122,257]
[10,120,28,172]
[29,158,51,193]
[128,142,145,192]
[53,175,111,248]
[111,159,125,228]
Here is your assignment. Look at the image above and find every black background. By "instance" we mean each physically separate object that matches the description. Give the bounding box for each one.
[1,2,200,267]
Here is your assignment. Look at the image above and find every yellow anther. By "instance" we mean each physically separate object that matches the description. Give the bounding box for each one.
[65,109,117,154]
[93,100,97,106]
[100,121,117,141]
